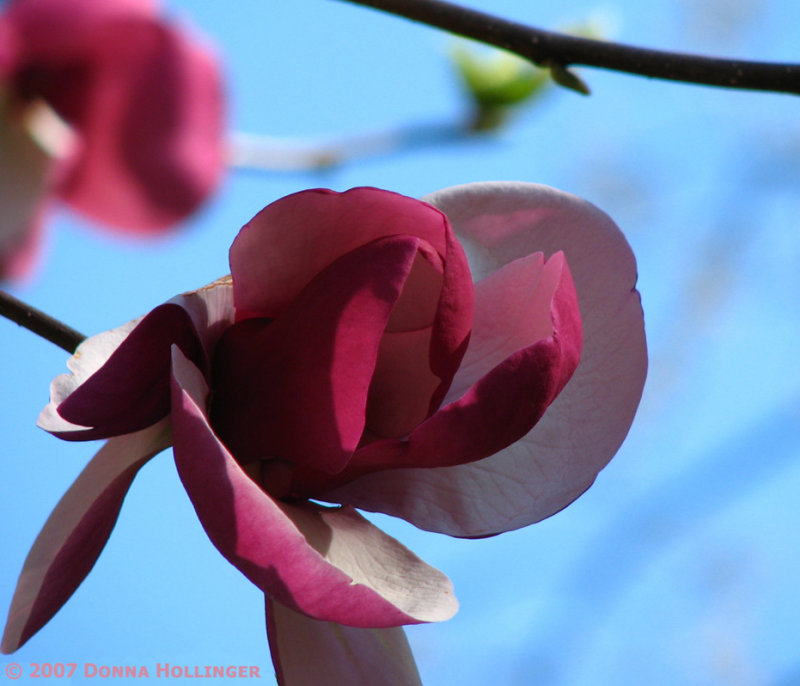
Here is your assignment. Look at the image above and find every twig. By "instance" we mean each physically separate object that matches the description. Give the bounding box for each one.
[228,119,470,173]
[0,290,85,354]
[341,0,800,96]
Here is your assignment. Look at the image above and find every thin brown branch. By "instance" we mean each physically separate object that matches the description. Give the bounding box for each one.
[0,290,85,354]
[341,0,800,96]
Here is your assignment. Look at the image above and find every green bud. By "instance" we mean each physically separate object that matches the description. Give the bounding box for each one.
[451,40,549,110]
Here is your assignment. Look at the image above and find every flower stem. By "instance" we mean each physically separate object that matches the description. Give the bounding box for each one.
[341,0,800,96]
[0,289,85,353]
[228,119,470,172]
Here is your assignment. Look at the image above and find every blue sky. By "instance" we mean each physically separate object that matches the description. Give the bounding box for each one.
[2,0,800,684]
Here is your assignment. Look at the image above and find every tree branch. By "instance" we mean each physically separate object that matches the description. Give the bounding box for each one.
[341,0,800,96]
[0,290,85,354]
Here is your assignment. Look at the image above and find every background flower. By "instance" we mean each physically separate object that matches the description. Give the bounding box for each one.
[0,0,225,279]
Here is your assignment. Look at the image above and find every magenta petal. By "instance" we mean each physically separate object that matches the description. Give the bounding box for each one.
[266,598,422,686]
[426,221,474,411]
[366,327,438,439]
[350,251,580,471]
[212,236,421,473]
[44,304,203,440]
[171,348,457,627]
[1,419,171,653]
[38,282,234,441]
[56,20,224,231]
[230,187,465,319]
[367,231,475,437]
[5,0,224,232]
[327,182,647,537]
[444,251,565,402]
[229,188,474,442]
[3,0,158,53]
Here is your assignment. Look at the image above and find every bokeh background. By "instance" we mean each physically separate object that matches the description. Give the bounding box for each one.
[2,0,799,684]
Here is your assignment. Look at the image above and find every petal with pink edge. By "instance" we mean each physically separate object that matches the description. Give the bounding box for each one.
[1,418,171,653]
[342,251,580,474]
[326,182,647,537]
[266,598,422,686]
[167,276,234,352]
[38,282,234,441]
[171,347,457,627]
[40,305,203,440]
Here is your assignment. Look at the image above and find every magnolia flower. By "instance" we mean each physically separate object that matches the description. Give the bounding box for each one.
[2,184,647,684]
[0,0,225,279]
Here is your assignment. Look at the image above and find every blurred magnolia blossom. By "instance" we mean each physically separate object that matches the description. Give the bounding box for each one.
[2,184,646,684]
[0,0,225,280]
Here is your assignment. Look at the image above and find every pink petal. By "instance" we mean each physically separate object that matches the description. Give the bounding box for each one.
[2,0,159,70]
[171,347,457,627]
[212,236,424,473]
[5,0,224,231]
[442,250,572,402]
[326,182,647,537]
[0,17,19,79]
[230,188,469,322]
[266,598,422,686]
[369,229,475,437]
[38,282,234,440]
[37,313,144,437]
[167,276,235,352]
[2,0,159,54]
[60,24,224,231]
[43,305,202,439]
[229,188,474,439]
[1,419,171,653]
[366,327,438,439]
[316,251,580,483]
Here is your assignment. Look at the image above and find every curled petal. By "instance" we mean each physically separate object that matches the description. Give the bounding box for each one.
[1,419,171,653]
[168,276,235,352]
[366,327,438,439]
[266,598,422,686]
[369,229,475,436]
[364,252,579,468]
[443,251,557,403]
[327,182,647,537]
[38,282,234,440]
[229,187,474,437]
[40,305,201,440]
[304,250,579,497]
[37,313,144,437]
[230,187,471,323]
[212,236,422,473]
[171,347,457,628]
